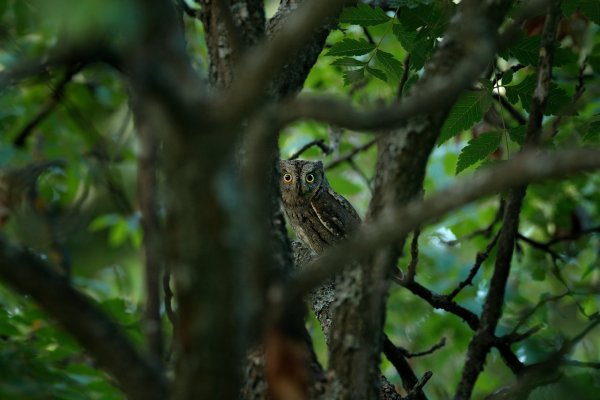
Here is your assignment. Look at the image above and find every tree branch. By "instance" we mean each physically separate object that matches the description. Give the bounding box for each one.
[455,3,562,397]
[0,238,167,400]
[290,148,600,301]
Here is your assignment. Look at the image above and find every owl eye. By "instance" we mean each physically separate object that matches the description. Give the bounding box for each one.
[283,173,293,183]
[305,173,315,183]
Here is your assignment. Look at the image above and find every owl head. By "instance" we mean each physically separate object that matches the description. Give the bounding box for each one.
[279,159,327,205]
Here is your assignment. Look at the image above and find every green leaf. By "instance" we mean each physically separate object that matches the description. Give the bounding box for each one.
[343,68,365,85]
[390,0,434,7]
[509,35,541,66]
[398,4,437,31]
[562,0,581,16]
[366,66,387,82]
[545,86,571,115]
[374,50,403,81]
[340,4,390,26]
[89,214,120,231]
[506,74,569,115]
[0,0,7,19]
[508,126,526,145]
[580,0,600,24]
[331,57,366,67]
[506,74,535,107]
[326,39,375,57]
[582,117,600,143]
[392,23,417,51]
[14,0,30,34]
[502,69,514,85]
[439,90,492,144]
[455,131,502,174]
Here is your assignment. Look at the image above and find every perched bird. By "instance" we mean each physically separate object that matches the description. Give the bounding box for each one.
[279,159,361,254]
[0,160,64,227]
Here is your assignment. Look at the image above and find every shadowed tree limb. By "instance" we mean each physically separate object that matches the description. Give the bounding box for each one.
[0,238,167,400]
[291,148,600,318]
[454,2,562,398]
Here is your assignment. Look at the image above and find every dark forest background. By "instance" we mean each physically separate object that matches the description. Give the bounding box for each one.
[0,0,599,399]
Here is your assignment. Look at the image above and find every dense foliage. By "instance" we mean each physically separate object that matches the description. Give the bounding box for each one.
[0,0,598,399]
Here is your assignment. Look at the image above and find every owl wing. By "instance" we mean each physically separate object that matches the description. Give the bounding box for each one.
[310,187,361,240]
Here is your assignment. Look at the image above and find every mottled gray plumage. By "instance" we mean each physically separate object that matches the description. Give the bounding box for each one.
[279,159,361,254]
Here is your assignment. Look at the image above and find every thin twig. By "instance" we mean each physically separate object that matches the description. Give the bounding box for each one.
[325,138,376,170]
[404,371,433,400]
[446,229,501,301]
[382,335,427,400]
[516,233,562,261]
[403,337,447,358]
[443,199,504,246]
[13,65,81,147]
[288,139,332,160]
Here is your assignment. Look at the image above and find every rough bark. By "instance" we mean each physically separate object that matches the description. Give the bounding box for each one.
[0,238,167,400]
[326,1,514,399]
[455,2,562,398]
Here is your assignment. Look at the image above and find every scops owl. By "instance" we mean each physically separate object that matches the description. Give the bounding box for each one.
[279,159,361,254]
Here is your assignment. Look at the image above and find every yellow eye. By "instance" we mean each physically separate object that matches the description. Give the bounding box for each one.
[283,173,293,183]
[305,173,315,183]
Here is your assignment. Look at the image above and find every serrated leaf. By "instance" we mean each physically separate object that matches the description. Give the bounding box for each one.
[582,118,600,143]
[326,39,375,57]
[508,126,526,145]
[545,86,570,115]
[398,4,437,31]
[456,131,502,174]
[506,75,569,116]
[554,47,578,67]
[374,50,403,81]
[343,68,365,85]
[509,35,541,66]
[366,66,387,82]
[580,0,600,24]
[340,4,390,26]
[331,57,366,67]
[392,23,417,51]
[439,90,492,144]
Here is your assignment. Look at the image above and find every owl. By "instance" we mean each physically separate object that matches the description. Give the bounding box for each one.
[279,159,361,254]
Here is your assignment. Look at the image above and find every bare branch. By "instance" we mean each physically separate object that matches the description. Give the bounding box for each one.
[325,138,377,170]
[446,230,501,301]
[13,65,81,147]
[404,371,434,400]
[288,139,332,160]
[383,336,428,400]
[404,337,447,358]
[220,0,354,119]
[455,3,562,397]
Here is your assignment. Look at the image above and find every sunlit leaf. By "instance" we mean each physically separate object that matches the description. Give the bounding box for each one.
[340,4,390,26]
[326,39,375,57]
[439,90,492,144]
[330,57,366,67]
[375,50,403,81]
[366,66,387,82]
